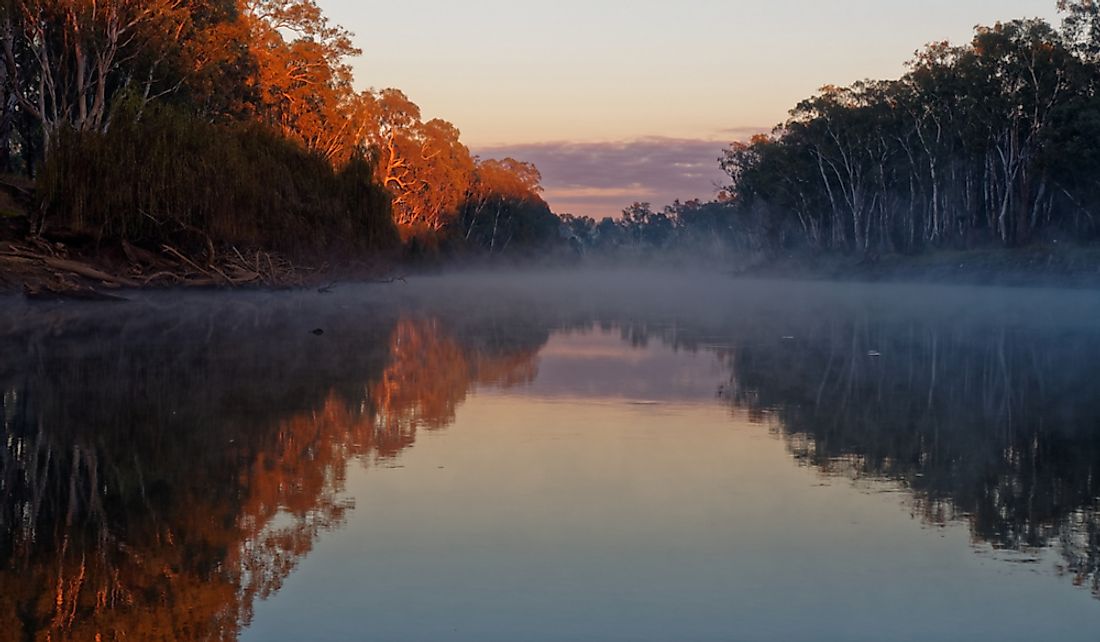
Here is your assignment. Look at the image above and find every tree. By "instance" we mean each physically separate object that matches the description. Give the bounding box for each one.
[461,157,556,253]
[0,0,550,258]
[0,0,189,151]
[238,0,365,163]
[361,88,474,237]
[1060,0,1100,59]
[720,8,1099,254]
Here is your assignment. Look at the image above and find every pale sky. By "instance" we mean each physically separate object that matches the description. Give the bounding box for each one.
[320,0,1061,217]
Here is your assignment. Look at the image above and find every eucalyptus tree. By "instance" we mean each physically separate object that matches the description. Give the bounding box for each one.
[965,19,1076,244]
[1060,0,1100,60]
[240,0,365,164]
[358,88,476,238]
[720,7,1096,253]
[461,158,553,253]
[0,0,190,151]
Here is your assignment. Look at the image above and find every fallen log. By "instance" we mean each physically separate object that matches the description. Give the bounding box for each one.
[40,257,141,288]
[2,249,141,287]
[160,244,235,285]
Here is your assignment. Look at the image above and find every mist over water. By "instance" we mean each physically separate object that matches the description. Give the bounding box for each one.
[3,270,1100,640]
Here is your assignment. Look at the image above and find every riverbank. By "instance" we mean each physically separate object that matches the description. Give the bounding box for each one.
[734,246,1100,289]
[0,213,399,299]
[5,205,1100,298]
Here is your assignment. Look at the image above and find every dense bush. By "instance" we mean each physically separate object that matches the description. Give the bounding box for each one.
[38,106,398,254]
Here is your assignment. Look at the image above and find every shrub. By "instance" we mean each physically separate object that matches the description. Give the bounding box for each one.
[39,106,398,255]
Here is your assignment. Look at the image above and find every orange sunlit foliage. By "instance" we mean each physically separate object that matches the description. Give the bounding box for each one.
[222,7,540,242]
[2,0,557,251]
[205,3,536,241]
[360,90,475,239]
[236,0,368,165]
[459,158,559,253]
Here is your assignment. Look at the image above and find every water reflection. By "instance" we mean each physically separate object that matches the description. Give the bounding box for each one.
[0,299,545,641]
[373,318,541,436]
[718,314,1100,597]
[2,280,1100,639]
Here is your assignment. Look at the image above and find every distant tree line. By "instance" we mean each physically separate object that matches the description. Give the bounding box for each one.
[0,0,558,257]
[559,199,750,261]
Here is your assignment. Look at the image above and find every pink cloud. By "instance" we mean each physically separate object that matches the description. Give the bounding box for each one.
[473,136,751,219]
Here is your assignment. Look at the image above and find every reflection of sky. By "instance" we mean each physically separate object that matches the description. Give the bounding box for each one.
[320,0,1058,217]
[245,329,1100,642]
[491,328,727,402]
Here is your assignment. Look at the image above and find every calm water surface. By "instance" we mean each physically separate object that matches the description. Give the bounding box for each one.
[3,272,1100,641]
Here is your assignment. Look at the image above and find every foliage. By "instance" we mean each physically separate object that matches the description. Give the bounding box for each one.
[719,6,1100,253]
[457,158,560,254]
[38,105,397,253]
[0,0,554,257]
[561,199,762,263]
[575,2,1100,260]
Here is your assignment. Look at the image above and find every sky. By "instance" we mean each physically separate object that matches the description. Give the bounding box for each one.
[320,0,1060,218]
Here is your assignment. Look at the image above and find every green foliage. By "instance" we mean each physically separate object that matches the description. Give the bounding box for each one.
[719,12,1100,254]
[562,199,764,263]
[458,195,560,255]
[38,105,397,254]
[453,158,561,256]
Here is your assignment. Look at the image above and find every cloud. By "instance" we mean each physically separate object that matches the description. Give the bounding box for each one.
[550,184,658,199]
[473,137,735,219]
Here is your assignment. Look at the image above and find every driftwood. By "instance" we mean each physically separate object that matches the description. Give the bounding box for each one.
[40,257,141,288]
[2,235,314,300]
[2,248,139,288]
[0,254,35,266]
[161,244,229,284]
[0,227,411,300]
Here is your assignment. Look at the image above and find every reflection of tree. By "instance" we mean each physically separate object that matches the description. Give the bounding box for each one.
[10,283,1099,638]
[718,315,1100,597]
[0,300,546,640]
[542,287,1100,602]
[372,318,541,436]
[0,405,353,641]
[373,318,478,433]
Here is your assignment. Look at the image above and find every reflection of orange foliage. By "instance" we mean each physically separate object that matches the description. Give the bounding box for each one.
[372,318,472,432]
[371,318,540,434]
[0,398,369,641]
[472,349,541,388]
[0,315,544,640]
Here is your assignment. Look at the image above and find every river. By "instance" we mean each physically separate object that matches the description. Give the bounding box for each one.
[2,271,1099,641]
